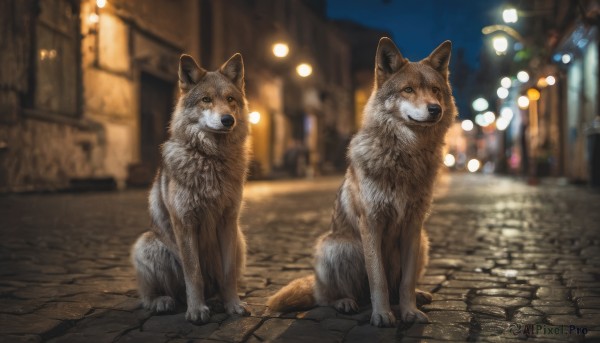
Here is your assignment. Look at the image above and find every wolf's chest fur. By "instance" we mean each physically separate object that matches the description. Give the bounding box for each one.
[350,128,439,220]
[161,139,246,217]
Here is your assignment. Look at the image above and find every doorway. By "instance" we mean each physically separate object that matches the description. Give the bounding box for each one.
[128,72,175,186]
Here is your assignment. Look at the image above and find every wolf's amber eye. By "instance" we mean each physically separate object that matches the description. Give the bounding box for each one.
[432,87,440,94]
[226,96,235,102]
[403,87,414,93]
[201,96,212,103]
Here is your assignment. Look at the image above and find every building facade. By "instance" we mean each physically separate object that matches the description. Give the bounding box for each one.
[0,0,354,192]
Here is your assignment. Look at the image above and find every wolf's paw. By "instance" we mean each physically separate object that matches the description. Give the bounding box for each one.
[225,300,250,316]
[333,298,359,313]
[416,289,433,305]
[399,307,429,323]
[146,296,175,313]
[370,309,396,327]
[186,304,211,325]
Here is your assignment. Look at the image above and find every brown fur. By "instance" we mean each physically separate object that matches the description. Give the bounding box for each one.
[267,38,456,327]
[131,53,251,324]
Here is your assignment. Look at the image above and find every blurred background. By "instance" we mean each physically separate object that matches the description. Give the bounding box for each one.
[0,0,599,192]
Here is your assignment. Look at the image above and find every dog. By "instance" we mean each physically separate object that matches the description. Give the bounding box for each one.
[131,53,250,324]
[267,38,456,327]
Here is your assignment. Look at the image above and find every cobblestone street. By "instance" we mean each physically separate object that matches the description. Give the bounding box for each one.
[1,173,600,342]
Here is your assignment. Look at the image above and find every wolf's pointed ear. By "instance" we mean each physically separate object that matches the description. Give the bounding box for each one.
[179,55,206,91]
[375,37,407,88]
[424,41,452,78]
[219,53,245,93]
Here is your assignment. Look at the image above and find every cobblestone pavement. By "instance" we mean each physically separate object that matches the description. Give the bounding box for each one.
[1,173,600,342]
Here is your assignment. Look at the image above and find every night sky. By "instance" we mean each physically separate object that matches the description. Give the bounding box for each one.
[327,0,505,68]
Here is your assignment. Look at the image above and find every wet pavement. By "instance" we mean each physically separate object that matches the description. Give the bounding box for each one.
[1,173,600,342]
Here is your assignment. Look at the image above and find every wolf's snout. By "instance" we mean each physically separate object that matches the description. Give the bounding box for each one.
[427,104,442,118]
[221,114,235,128]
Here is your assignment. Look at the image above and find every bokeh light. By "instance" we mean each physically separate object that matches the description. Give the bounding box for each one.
[272,43,289,58]
[461,120,474,131]
[472,98,489,112]
[518,95,530,109]
[249,111,261,124]
[296,63,313,77]
[497,87,509,99]
[467,159,481,172]
[444,154,456,167]
[517,71,529,83]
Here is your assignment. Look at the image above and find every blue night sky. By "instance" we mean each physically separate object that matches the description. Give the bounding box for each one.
[327,0,505,68]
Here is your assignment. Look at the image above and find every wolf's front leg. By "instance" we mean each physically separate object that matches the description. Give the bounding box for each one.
[172,216,211,324]
[358,215,396,327]
[219,208,249,316]
[398,224,429,323]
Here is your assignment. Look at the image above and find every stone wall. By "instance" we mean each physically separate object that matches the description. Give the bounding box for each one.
[0,118,105,192]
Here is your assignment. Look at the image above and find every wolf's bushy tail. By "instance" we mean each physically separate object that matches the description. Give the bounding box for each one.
[266,275,316,312]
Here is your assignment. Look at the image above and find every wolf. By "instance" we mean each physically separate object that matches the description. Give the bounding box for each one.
[267,38,456,327]
[131,53,250,324]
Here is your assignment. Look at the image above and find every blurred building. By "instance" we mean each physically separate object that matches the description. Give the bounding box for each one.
[511,0,599,181]
[200,0,354,178]
[0,0,356,192]
[330,21,389,130]
[466,0,599,182]
[549,0,599,181]
[0,0,202,191]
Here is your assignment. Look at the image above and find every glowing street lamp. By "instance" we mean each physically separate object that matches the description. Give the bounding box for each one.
[483,111,496,125]
[296,63,312,77]
[502,8,518,23]
[497,87,509,99]
[496,117,510,131]
[472,97,489,112]
[517,71,529,83]
[444,154,456,167]
[272,43,289,58]
[546,75,556,86]
[527,88,540,101]
[500,107,514,120]
[88,12,99,24]
[461,120,474,131]
[518,95,530,109]
[492,35,509,54]
[249,111,261,124]
[96,0,107,8]
[501,77,512,88]
[467,159,481,172]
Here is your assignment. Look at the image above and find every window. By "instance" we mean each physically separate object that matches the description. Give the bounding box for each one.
[33,0,79,116]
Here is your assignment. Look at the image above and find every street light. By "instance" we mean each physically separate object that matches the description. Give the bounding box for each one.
[461,119,474,131]
[444,154,456,167]
[501,77,512,88]
[497,87,509,99]
[272,43,289,58]
[546,76,556,86]
[96,0,107,8]
[492,35,509,54]
[496,116,510,131]
[467,159,481,172]
[249,111,261,124]
[502,8,518,23]
[482,25,524,43]
[88,12,99,24]
[527,88,540,101]
[483,111,496,125]
[500,107,514,120]
[517,71,529,83]
[472,98,489,112]
[517,95,530,109]
[296,63,312,77]
[561,53,572,64]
